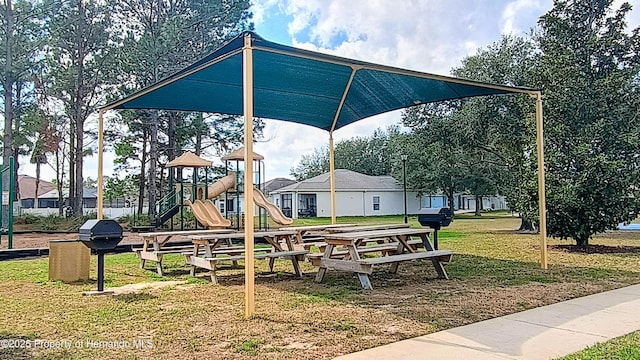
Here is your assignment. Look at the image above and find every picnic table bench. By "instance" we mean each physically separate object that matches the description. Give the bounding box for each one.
[315,228,453,290]
[301,223,413,254]
[324,223,410,233]
[305,238,424,266]
[133,229,235,276]
[278,224,356,244]
[186,230,308,284]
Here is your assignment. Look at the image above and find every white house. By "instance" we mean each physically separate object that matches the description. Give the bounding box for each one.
[271,169,423,218]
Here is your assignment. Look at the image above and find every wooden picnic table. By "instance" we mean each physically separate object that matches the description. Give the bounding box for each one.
[186,230,308,284]
[315,228,454,290]
[278,224,356,244]
[325,223,410,234]
[134,229,235,276]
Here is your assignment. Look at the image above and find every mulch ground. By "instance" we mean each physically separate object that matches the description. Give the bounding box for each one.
[549,244,640,254]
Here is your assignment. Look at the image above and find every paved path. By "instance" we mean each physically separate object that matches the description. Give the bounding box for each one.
[335,284,640,360]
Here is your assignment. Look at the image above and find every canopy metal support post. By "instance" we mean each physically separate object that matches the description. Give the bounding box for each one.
[327,66,358,225]
[242,33,256,318]
[97,110,104,220]
[329,134,336,224]
[534,91,548,269]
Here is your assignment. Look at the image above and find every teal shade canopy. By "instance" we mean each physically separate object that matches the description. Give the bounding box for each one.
[106,32,535,131]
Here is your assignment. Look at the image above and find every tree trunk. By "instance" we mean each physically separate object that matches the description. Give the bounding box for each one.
[68,114,75,213]
[517,218,536,232]
[148,110,158,219]
[575,236,589,248]
[56,150,64,216]
[474,194,481,216]
[447,191,455,215]
[72,0,85,217]
[35,162,40,209]
[138,128,148,215]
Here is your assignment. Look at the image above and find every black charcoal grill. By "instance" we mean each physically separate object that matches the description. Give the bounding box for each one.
[417,207,453,250]
[79,219,123,293]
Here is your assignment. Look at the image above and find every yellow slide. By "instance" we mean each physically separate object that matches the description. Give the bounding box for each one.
[253,188,293,226]
[185,199,231,228]
[207,173,235,199]
[182,174,236,228]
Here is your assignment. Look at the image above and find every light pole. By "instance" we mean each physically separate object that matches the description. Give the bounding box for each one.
[401,154,408,224]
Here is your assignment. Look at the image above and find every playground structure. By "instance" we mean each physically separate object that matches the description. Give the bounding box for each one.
[157,150,292,230]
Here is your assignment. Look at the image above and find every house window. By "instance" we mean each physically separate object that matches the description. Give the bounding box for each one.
[373,196,380,211]
[226,199,234,212]
[219,201,225,213]
[281,194,292,217]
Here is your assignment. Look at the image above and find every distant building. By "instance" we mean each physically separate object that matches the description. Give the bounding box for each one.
[262,178,296,195]
[36,188,97,209]
[271,169,423,218]
[17,175,56,208]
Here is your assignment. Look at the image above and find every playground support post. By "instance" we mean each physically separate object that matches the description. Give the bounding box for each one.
[0,156,15,248]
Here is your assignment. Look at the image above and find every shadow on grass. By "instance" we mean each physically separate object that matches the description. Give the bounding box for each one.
[260,253,640,320]
[114,292,157,303]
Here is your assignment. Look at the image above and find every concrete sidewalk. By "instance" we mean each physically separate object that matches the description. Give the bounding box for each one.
[335,284,640,360]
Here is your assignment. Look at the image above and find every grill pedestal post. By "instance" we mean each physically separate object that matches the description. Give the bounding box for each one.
[433,229,439,250]
[97,252,105,292]
[79,220,122,296]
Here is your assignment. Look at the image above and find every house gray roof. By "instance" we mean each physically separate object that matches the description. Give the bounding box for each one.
[38,188,98,199]
[274,169,401,192]
[263,178,296,194]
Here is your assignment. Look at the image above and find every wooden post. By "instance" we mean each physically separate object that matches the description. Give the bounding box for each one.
[242,33,256,317]
[97,110,104,220]
[329,134,336,224]
[535,92,548,269]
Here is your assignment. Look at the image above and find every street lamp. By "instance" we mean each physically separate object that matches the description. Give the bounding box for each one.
[401,154,408,224]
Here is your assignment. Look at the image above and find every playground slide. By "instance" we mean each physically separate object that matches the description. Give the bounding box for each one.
[185,200,230,228]
[201,199,231,227]
[253,188,293,226]
[207,173,236,199]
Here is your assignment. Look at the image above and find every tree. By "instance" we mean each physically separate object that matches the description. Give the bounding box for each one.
[290,146,329,181]
[45,0,118,216]
[536,0,640,246]
[290,127,398,181]
[1,0,46,223]
[401,104,471,214]
[451,36,539,225]
[113,0,253,219]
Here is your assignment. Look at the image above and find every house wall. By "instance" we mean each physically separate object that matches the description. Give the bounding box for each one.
[21,207,135,219]
[276,190,423,218]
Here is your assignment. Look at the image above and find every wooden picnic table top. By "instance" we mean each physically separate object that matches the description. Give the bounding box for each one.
[323,227,431,241]
[139,229,235,238]
[326,223,410,233]
[278,224,356,231]
[190,230,297,240]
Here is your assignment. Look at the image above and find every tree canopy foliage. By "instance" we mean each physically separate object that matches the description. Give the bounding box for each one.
[536,0,640,245]
[1,0,256,218]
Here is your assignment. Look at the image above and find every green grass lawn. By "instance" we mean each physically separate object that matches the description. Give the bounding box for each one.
[557,331,640,360]
[1,214,639,360]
